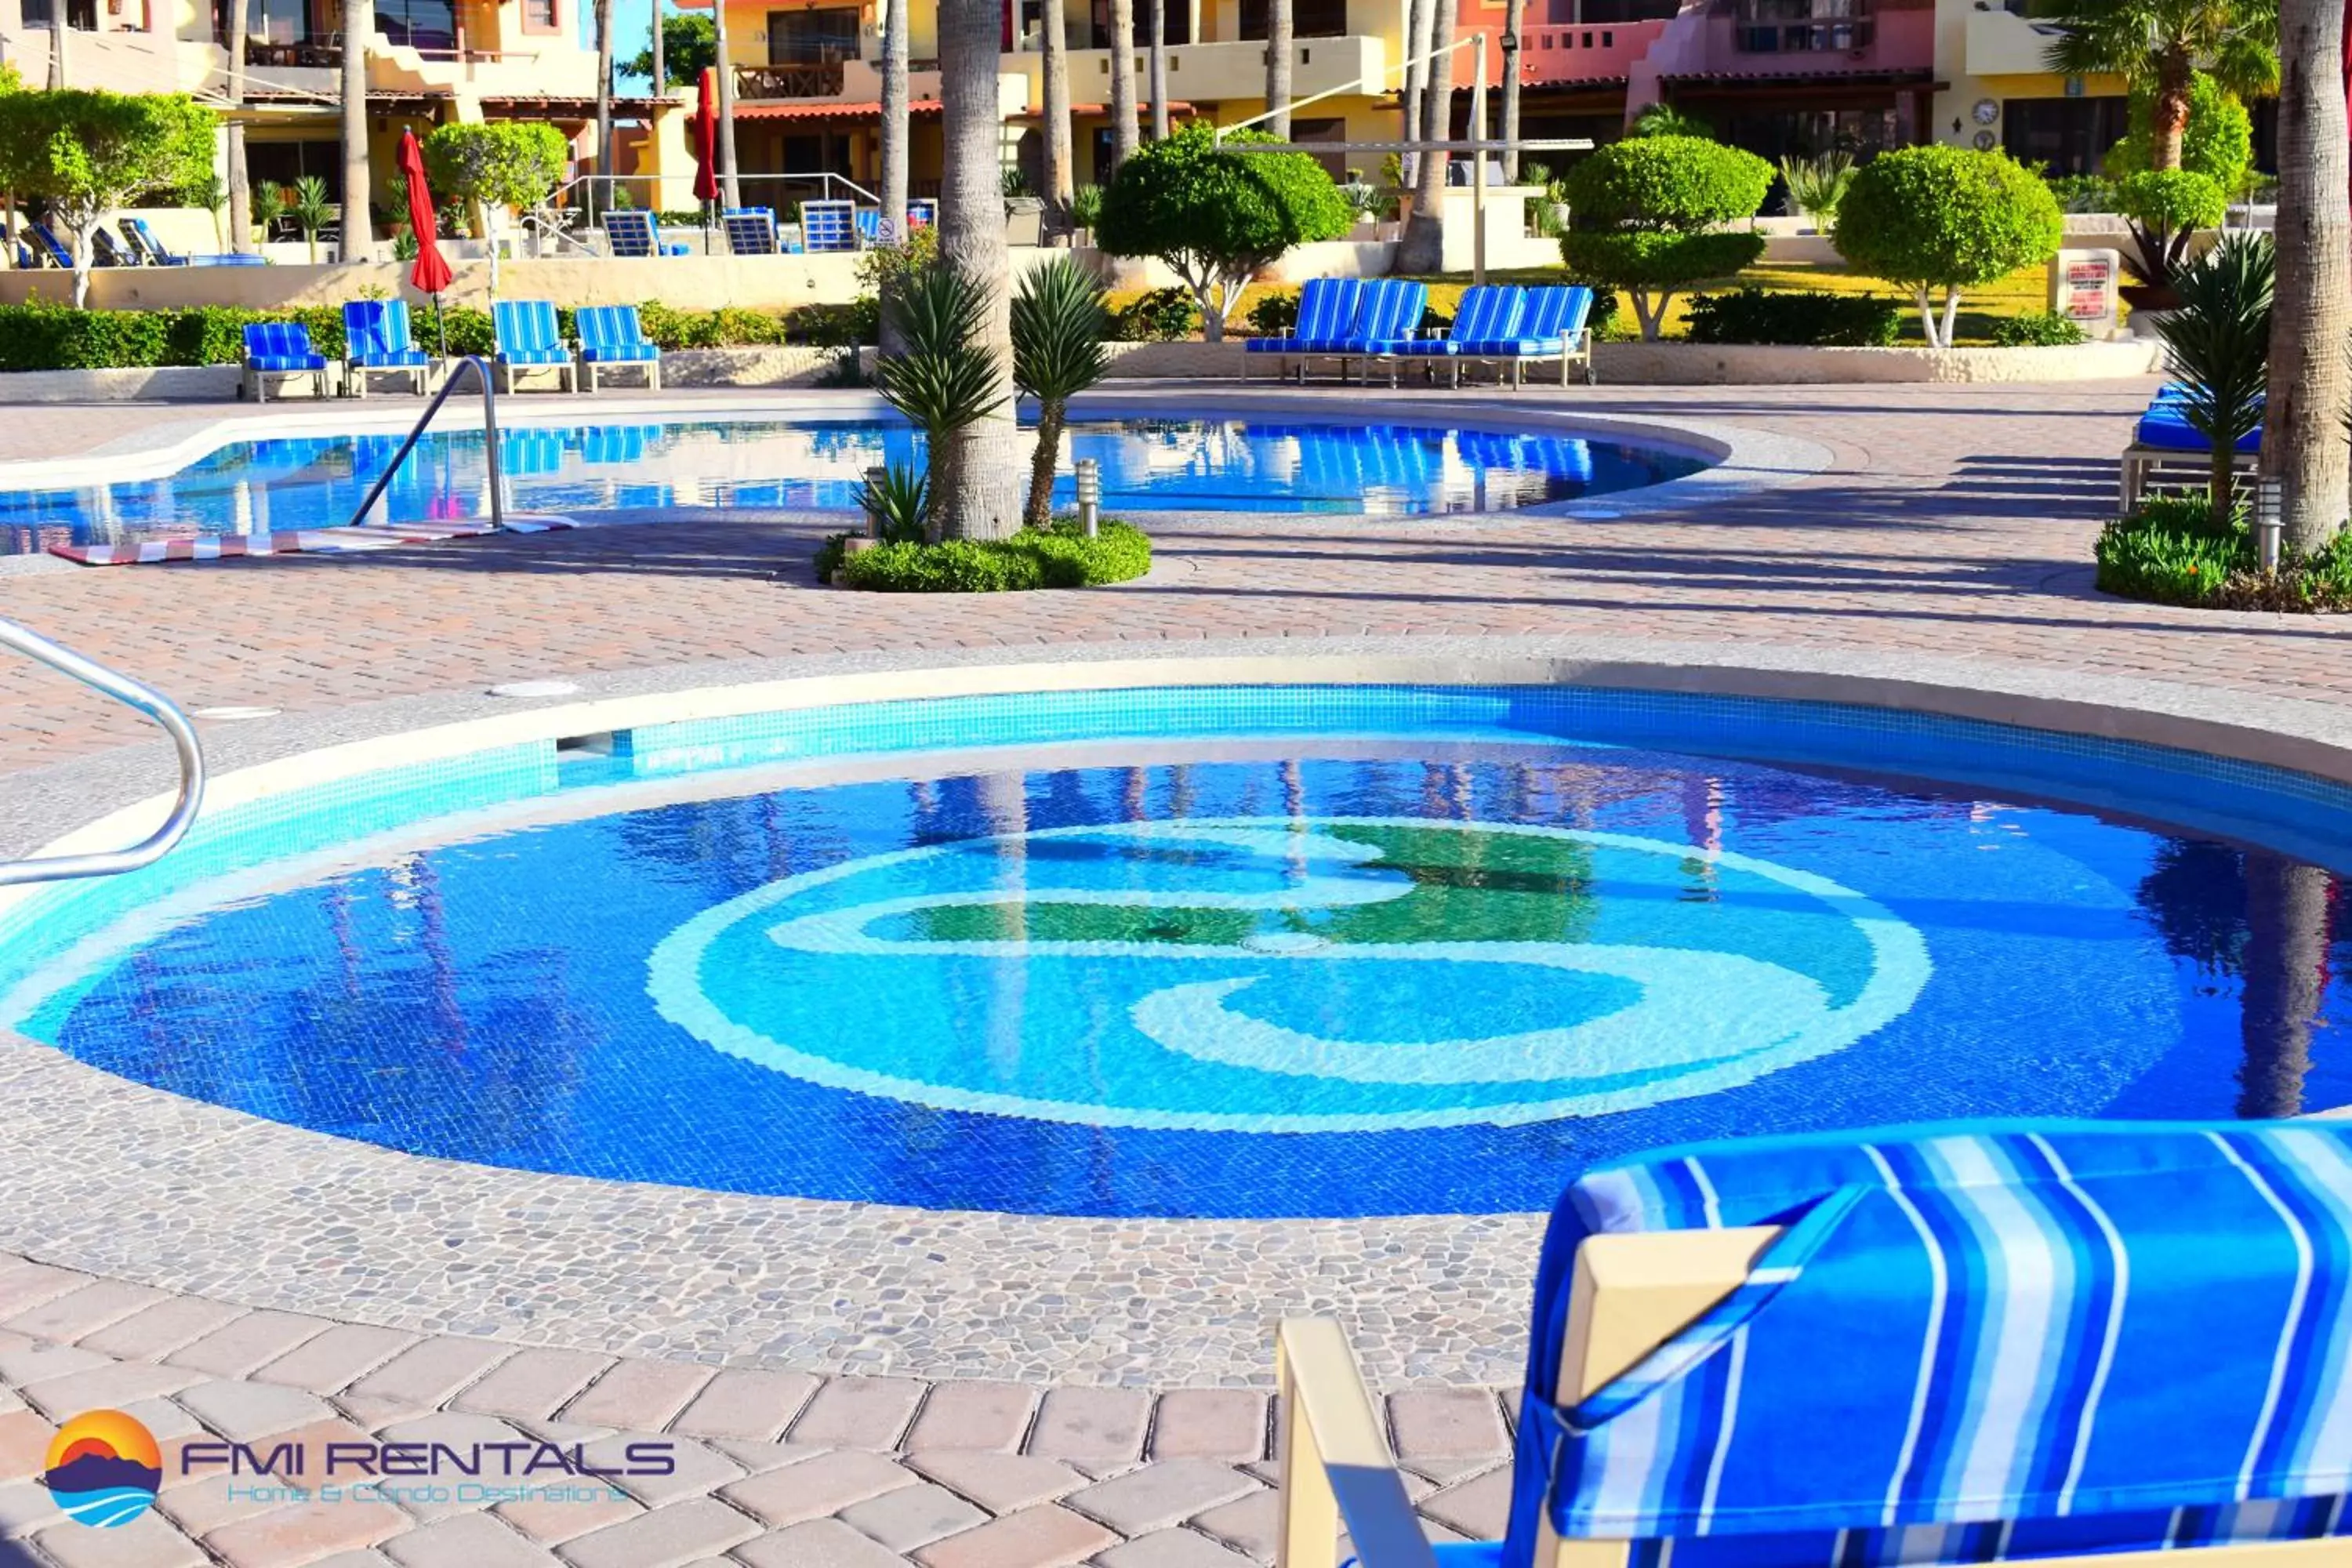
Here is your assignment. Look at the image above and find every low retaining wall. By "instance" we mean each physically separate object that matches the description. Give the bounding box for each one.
[0,365,241,402]
[1592,339,2164,384]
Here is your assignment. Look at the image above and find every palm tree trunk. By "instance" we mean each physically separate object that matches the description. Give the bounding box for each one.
[339,0,375,262]
[48,9,65,88]
[2151,51,2193,172]
[1025,401,1063,527]
[227,0,252,254]
[1147,0,1168,140]
[650,0,665,92]
[594,0,615,223]
[2267,0,2352,553]
[1041,0,1073,236]
[713,0,742,206]
[1402,0,1429,187]
[2236,853,2332,1118]
[1108,0,1138,172]
[1499,0,1522,183]
[1396,0,1454,274]
[880,0,910,354]
[938,0,1025,540]
[1265,0,1292,142]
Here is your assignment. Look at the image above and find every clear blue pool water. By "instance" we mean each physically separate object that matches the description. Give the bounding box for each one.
[3,686,2347,1219]
[0,416,1708,554]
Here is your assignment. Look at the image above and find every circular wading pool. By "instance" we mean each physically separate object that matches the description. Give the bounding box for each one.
[4,684,2348,1219]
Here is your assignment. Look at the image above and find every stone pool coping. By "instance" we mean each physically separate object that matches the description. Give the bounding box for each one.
[6,633,2352,1390]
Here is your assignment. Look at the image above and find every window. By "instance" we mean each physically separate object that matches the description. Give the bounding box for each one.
[1577,0,1675,20]
[2001,96,2128,176]
[21,0,53,25]
[768,6,860,63]
[1090,0,1192,46]
[523,0,557,32]
[378,0,456,49]
[1239,0,1344,38]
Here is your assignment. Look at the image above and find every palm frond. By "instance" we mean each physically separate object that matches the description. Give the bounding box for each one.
[877,264,1008,437]
[1012,255,1111,401]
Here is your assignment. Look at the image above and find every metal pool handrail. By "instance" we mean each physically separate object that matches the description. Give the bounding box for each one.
[345,354,505,532]
[0,618,205,887]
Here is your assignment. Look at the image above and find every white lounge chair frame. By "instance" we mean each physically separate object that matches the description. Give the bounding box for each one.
[241,361,344,402]
[1275,1226,2347,1568]
[2119,444,2261,511]
[346,359,440,398]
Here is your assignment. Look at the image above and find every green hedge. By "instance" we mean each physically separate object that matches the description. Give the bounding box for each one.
[1682,287,1901,347]
[2095,493,2352,612]
[834,520,1152,592]
[0,297,875,372]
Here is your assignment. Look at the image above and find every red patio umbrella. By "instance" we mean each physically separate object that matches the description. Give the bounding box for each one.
[397,129,455,355]
[691,67,720,209]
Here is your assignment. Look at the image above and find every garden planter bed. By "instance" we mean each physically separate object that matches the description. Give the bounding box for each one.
[1592,339,2163,385]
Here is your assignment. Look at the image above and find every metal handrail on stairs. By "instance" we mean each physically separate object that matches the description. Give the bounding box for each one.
[345,354,506,532]
[0,619,206,887]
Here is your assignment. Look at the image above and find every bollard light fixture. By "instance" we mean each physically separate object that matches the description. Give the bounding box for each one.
[2254,476,2283,574]
[862,465,888,539]
[1074,459,1102,538]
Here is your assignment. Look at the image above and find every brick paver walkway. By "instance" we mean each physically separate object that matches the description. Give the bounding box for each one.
[2,379,2347,1566]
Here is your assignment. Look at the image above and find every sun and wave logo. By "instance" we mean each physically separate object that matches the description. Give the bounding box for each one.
[42,1410,162,1528]
[649,816,1933,1133]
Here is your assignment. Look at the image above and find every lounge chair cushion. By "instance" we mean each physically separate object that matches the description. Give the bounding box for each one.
[576,305,661,365]
[1336,279,1429,351]
[493,300,570,365]
[1504,1120,2352,1566]
[345,300,432,367]
[243,322,325,372]
[1248,278,1369,352]
[2136,405,2262,452]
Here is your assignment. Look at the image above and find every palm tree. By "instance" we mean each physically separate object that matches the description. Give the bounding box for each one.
[877,266,1006,538]
[2038,0,2277,172]
[935,0,1025,539]
[649,0,665,96]
[1499,0,1523,181]
[712,0,741,205]
[2237,852,2332,1117]
[1402,0,1430,185]
[1265,0,1292,142]
[339,0,375,261]
[225,0,252,253]
[1147,0,1169,140]
[880,0,909,241]
[1107,0,1138,172]
[2154,231,2272,527]
[593,0,615,222]
[1397,0,1456,273]
[2262,0,2350,552]
[1011,254,1110,526]
[1040,0,1075,237]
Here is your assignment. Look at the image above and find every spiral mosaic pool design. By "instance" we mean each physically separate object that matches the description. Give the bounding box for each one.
[2,685,2347,1219]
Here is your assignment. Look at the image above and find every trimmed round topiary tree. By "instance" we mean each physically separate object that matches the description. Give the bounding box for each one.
[1095,123,1352,342]
[2114,167,2229,289]
[1831,146,2064,349]
[1555,135,1773,339]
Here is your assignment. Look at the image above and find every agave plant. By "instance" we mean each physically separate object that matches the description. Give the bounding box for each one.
[2154,230,2273,530]
[859,463,930,543]
[877,264,1008,543]
[1778,152,1853,230]
[1011,255,1111,529]
[251,179,286,245]
[288,174,333,263]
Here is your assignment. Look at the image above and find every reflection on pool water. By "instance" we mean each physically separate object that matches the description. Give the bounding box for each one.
[0,416,1711,554]
[3,685,2346,1219]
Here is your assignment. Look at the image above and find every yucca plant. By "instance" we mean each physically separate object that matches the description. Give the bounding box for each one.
[251,179,286,245]
[1011,255,1111,529]
[877,263,1007,543]
[183,170,227,251]
[1778,152,1853,230]
[289,174,333,263]
[859,463,930,543]
[2154,230,2274,530]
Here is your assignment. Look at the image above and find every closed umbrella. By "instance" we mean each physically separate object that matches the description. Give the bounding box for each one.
[397,129,455,355]
[691,67,720,212]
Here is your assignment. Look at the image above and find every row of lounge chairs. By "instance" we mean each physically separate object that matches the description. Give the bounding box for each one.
[609,199,936,259]
[2118,383,2261,509]
[240,300,663,402]
[10,216,262,270]
[1246,279,1596,388]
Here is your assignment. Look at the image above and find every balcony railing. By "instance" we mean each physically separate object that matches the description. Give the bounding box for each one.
[1733,0,1873,51]
[734,59,848,98]
[245,37,340,67]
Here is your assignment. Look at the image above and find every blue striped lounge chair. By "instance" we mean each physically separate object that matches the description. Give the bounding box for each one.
[1309,279,1428,385]
[1275,1117,2352,1568]
[1457,285,1595,388]
[28,222,76,270]
[492,299,579,394]
[723,207,779,256]
[89,227,135,268]
[800,199,858,253]
[604,209,688,258]
[1386,285,1526,388]
[240,321,341,402]
[342,299,437,398]
[575,304,662,393]
[124,217,190,267]
[1244,278,1366,384]
[2119,393,2263,510]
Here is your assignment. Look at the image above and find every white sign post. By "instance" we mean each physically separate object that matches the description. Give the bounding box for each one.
[2049,248,2122,340]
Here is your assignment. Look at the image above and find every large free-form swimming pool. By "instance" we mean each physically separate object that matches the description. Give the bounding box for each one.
[0,415,1711,554]
[3,685,2346,1220]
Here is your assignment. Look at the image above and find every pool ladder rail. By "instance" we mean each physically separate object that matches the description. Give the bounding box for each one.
[0,618,205,887]
[344,354,506,533]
